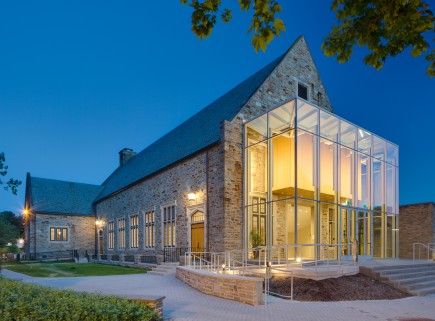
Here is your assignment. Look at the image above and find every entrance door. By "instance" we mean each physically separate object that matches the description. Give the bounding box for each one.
[191,223,204,252]
[190,210,205,252]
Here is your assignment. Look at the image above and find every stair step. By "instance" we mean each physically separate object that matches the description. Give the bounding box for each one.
[396,274,435,285]
[410,285,435,296]
[405,280,435,290]
[377,266,435,276]
[371,263,435,272]
[390,272,435,283]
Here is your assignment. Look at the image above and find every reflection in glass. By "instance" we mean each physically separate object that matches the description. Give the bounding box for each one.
[320,110,338,142]
[297,101,318,134]
[358,129,371,155]
[247,142,268,203]
[297,198,316,259]
[246,114,267,146]
[372,135,386,160]
[319,138,336,202]
[373,212,383,258]
[340,120,356,149]
[272,131,295,198]
[387,143,399,166]
[340,146,353,205]
[320,203,337,259]
[272,199,295,258]
[373,158,384,209]
[297,130,316,199]
[269,101,295,136]
[386,163,396,214]
[357,153,370,208]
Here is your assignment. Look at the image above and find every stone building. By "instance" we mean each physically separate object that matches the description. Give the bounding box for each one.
[24,173,100,259]
[24,36,400,263]
[399,203,435,259]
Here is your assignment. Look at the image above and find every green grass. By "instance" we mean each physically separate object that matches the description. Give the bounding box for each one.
[4,262,148,277]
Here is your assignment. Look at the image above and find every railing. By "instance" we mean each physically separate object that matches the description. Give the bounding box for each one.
[413,243,435,262]
[164,247,204,262]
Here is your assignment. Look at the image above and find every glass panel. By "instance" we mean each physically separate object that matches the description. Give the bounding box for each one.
[386,214,393,258]
[296,198,317,259]
[319,110,339,142]
[272,199,295,259]
[319,202,337,259]
[339,146,353,206]
[357,211,365,255]
[340,120,356,149]
[373,211,383,258]
[319,138,336,202]
[297,100,318,134]
[272,131,295,199]
[247,142,268,204]
[386,163,396,214]
[246,114,267,146]
[366,211,372,256]
[356,153,370,209]
[357,129,372,155]
[339,207,353,256]
[297,130,316,199]
[372,158,384,210]
[268,101,295,136]
[248,205,267,249]
[372,135,386,160]
[387,143,399,166]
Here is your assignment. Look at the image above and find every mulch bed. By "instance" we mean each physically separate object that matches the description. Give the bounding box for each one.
[269,273,410,301]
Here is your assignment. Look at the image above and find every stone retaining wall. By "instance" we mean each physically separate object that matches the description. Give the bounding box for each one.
[176,266,264,305]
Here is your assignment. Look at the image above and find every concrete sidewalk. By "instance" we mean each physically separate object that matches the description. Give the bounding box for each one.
[2,268,435,321]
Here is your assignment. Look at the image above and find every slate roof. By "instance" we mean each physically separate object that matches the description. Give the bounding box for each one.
[27,175,101,216]
[94,50,288,202]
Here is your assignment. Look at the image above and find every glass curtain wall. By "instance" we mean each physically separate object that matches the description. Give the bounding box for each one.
[245,99,399,260]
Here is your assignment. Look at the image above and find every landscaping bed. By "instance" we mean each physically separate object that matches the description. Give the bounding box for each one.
[269,273,410,301]
[4,262,148,277]
[0,278,158,321]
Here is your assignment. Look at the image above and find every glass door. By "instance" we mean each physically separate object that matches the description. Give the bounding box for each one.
[356,210,372,257]
[340,207,352,257]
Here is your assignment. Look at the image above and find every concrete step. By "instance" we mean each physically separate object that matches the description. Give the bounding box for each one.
[377,266,435,276]
[389,271,435,282]
[395,274,435,286]
[405,280,435,291]
[371,263,435,272]
[410,285,435,296]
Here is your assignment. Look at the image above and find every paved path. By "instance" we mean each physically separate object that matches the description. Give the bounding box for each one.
[2,269,435,321]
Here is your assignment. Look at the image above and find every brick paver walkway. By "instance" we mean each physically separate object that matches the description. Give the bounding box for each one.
[2,268,435,321]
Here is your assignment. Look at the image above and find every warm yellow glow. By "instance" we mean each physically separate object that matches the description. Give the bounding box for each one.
[22,208,29,216]
[187,192,197,201]
[296,257,302,263]
[95,219,105,228]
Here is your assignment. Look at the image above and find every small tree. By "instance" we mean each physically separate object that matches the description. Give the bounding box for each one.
[0,152,21,195]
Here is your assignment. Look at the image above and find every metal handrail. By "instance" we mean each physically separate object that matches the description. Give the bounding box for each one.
[413,243,435,262]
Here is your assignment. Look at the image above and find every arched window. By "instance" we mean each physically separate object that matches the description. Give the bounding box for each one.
[191,211,204,223]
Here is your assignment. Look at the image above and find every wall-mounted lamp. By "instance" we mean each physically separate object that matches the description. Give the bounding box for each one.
[296,257,302,263]
[187,192,197,202]
[22,208,29,216]
[95,219,105,228]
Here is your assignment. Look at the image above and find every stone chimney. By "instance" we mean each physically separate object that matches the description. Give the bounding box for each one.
[119,148,136,166]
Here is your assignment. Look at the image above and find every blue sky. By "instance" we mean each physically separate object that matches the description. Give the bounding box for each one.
[1,1,434,212]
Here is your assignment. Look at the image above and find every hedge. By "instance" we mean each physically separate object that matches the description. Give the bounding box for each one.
[0,278,159,321]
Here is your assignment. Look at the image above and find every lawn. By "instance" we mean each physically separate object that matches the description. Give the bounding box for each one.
[4,262,148,277]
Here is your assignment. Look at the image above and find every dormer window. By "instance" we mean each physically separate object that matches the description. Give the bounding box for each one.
[298,83,308,100]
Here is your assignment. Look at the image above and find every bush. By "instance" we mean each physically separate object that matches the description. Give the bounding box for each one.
[0,278,158,321]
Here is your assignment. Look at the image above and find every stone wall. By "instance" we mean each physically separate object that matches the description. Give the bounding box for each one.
[95,145,222,259]
[399,203,435,259]
[176,266,264,305]
[29,213,95,257]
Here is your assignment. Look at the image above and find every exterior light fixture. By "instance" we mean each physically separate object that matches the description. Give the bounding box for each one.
[95,219,105,228]
[22,208,29,216]
[266,261,272,268]
[187,192,197,201]
[221,263,226,271]
[296,257,302,263]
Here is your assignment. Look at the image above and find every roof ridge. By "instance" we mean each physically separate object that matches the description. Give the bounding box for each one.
[31,175,100,188]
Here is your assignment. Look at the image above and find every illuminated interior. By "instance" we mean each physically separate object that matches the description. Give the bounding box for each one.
[245,99,399,260]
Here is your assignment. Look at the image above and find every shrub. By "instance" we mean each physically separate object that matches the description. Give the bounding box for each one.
[0,278,158,321]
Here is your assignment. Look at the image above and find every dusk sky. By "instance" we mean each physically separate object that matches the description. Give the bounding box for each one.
[1,1,434,213]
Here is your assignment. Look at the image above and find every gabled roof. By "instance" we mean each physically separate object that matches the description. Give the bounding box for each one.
[26,174,101,216]
[94,50,289,202]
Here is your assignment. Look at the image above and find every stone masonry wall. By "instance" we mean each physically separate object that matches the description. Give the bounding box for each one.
[176,266,264,305]
[95,145,222,258]
[399,203,435,259]
[32,213,95,256]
